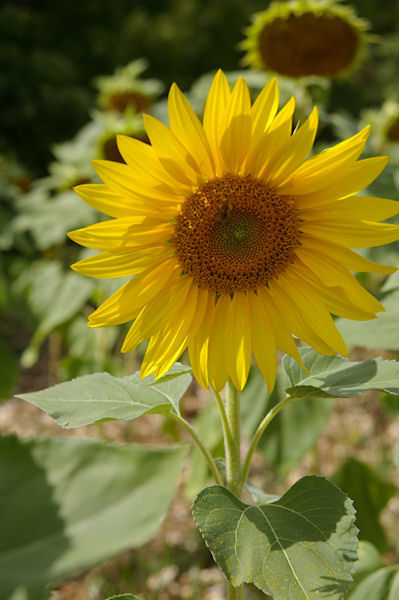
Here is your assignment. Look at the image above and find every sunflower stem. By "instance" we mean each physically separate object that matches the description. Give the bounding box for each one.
[170,415,223,485]
[239,395,299,494]
[224,380,243,600]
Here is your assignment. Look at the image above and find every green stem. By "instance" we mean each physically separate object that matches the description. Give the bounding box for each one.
[239,395,298,493]
[213,386,234,452]
[170,415,223,485]
[224,380,243,600]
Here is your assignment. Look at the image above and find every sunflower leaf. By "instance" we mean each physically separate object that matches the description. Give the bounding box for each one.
[0,435,188,600]
[335,290,399,352]
[106,596,140,600]
[347,566,399,600]
[284,347,399,399]
[17,363,192,428]
[193,476,357,600]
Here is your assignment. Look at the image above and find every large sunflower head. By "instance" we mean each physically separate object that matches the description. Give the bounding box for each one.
[69,70,399,393]
[241,0,369,79]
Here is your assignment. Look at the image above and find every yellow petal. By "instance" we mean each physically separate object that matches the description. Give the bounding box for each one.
[299,234,396,274]
[225,292,252,391]
[295,247,384,313]
[300,195,399,223]
[203,69,231,176]
[188,290,217,389]
[68,218,173,251]
[251,78,279,144]
[143,114,200,186]
[294,156,389,209]
[246,97,296,179]
[122,275,193,351]
[220,77,252,173]
[267,106,318,186]
[91,160,180,205]
[88,259,178,327]
[208,295,230,391]
[247,291,277,393]
[255,287,304,367]
[300,220,399,248]
[73,184,138,218]
[116,134,188,195]
[71,246,170,278]
[278,126,370,195]
[168,83,215,177]
[292,262,376,321]
[141,283,201,378]
[268,279,339,356]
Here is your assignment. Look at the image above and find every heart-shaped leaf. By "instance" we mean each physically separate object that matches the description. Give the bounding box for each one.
[284,347,399,399]
[0,435,188,600]
[17,363,192,427]
[193,476,357,600]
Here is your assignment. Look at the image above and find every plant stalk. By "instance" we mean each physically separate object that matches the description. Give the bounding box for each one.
[224,380,243,600]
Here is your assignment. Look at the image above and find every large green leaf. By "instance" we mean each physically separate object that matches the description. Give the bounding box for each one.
[347,566,399,600]
[351,541,384,586]
[193,477,357,599]
[0,435,188,600]
[333,458,396,551]
[335,290,399,351]
[242,366,333,475]
[284,347,399,399]
[17,363,192,427]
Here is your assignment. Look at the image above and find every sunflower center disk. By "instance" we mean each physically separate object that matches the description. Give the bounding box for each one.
[259,12,359,77]
[172,174,300,294]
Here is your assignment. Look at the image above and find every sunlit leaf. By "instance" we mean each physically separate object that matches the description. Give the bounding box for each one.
[0,435,188,600]
[193,476,357,600]
[336,291,399,351]
[17,363,192,427]
[284,347,399,398]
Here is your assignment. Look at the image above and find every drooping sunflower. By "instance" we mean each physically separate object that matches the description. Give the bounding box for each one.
[241,0,369,79]
[68,71,399,392]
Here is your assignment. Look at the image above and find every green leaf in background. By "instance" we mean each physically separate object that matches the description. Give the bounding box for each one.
[284,347,399,398]
[0,435,188,600]
[17,363,192,427]
[351,541,384,586]
[347,566,399,600]
[333,458,396,551]
[184,398,224,498]
[336,290,399,352]
[241,366,333,475]
[0,336,19,400]
[193,476,357,600]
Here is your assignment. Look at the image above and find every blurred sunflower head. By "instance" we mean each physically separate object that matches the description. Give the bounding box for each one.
[96,59,164,114]
[69,70,399,392]
[241,0,369,79]
[361,100,399,163]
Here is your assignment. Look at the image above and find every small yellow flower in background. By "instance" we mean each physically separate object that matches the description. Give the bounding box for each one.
[68,70,399,392]
[241,0,369,78]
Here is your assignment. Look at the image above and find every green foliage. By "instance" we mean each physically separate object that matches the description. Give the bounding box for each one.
[0,435,188,600]
[242,366,333,475]
[347,566,399,600]
[351,541,384,585]
[193,477,357,599]
[0,336,19,399]
[17,363,192,428]
[333,458,396,551]
[284,346,399,398]
[336,290,399,351]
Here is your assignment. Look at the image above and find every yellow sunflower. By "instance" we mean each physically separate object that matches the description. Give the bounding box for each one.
[68,71,399,392]
[241,0,369,79]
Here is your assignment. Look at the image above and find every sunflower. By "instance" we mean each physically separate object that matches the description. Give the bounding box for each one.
[241,0,369,79]
[68,71,399,392]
